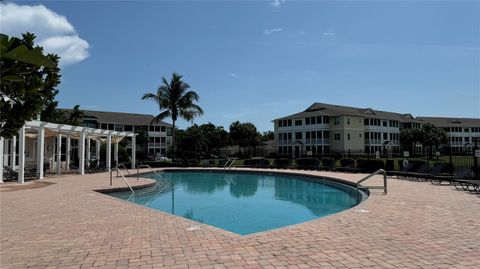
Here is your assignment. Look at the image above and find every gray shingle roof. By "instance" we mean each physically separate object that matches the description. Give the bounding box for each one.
[274,103,415,121]
[60,109,172,126]
[416,117,480,127]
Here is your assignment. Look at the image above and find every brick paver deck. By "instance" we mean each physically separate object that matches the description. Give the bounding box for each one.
[1,168,479,268]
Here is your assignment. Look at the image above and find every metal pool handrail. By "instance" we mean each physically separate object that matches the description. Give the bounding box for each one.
[110,167,134,194]
[223,158,238,170]
[136,164,172,189]
[116,163,131,177]
[356,169,387,194]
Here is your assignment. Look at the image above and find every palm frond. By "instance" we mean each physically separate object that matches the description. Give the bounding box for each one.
[151,110,171,125]
[142,92,158,101]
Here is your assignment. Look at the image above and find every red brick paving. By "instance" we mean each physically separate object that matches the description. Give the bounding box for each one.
[1,168,479,268]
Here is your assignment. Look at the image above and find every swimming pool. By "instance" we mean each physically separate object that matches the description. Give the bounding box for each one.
[108,171,365,235]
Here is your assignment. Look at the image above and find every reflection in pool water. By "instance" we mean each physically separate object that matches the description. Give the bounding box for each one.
[108,171,363,235]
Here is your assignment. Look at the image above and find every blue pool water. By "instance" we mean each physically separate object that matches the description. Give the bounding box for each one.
[108,171,364,235]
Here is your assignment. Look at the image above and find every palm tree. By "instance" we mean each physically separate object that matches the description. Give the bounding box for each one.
[67,105,84,126]
[142,73,203,161]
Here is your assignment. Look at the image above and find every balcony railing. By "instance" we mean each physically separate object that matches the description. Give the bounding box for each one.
[148,142,166,148]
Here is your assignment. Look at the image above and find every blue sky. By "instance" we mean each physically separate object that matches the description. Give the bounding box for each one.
[2,1,479,131]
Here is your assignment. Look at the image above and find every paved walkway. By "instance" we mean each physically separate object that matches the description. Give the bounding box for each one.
[1,168,479,269]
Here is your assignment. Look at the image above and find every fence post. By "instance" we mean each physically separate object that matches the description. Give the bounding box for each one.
[474,140,479,180]
[449,146,453,175]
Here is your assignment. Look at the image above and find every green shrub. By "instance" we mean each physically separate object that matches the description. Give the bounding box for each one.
[321,158,335,168]
[356,159,384,172]
[340,159,355,167]
[243,158,270,168]
[273,158,291,168]
[296,158,320,170]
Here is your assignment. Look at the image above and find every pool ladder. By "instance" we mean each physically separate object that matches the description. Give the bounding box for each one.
[223,158,238,171]
[110,165,134,195]
[136,164,173,192]
[356,169,387,194]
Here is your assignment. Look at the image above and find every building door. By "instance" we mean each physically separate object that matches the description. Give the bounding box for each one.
[294,146,300,158]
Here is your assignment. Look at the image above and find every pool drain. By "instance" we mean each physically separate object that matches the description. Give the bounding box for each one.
[355,209,370,213]
[187,225,202,231]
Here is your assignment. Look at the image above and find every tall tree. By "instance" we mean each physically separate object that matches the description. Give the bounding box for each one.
[142,73,203,161]
[1,32,60,138]
[420,123,448,151]
[229,121,259,153]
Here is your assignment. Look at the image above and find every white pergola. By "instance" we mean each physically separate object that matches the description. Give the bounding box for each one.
[0,120,136,183]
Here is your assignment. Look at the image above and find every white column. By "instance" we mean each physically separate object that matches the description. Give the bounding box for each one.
[0,137,4,183]
[37,127,45,179]
[114,140,119,166]
[79,132,86,175]
[3,138,9,166]
[106,134,112,172]
[131,135,136,169]
[86,138,91,167]
[10,136,16,169]
[56,134,62,174]
[66,137,71,171]
[96,140,100,167]
[18,126,25,183]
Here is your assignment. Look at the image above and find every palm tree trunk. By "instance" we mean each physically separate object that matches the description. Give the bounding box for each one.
[172,120,176,162]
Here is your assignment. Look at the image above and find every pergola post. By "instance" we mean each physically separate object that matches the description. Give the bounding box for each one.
[114,140,119,166]
[86,138,91,167]
[66,137,71,171]
[106,134,112,172]
[10,135,16,169]
[18,126,25,183]
[131,135,136,169]
[0,137,4,183]
[56,134,62,174]
[79,132,86,175]
[37,127,45,179]
[96,140,100,167]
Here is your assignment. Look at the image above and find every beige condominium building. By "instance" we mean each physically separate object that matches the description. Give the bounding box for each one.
[273,103,480,158]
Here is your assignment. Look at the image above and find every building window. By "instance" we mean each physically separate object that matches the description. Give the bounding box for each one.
[295,132,302,140]
[347,133,350,140]
[278,121,283,127]
[383,133,388,140]
[382,121,387,127]
[364,119,369,126]
[311,117,316,125]
[287,120,292,126]
[334,117,340,125]
[161,126,166,132]
[323,116,329,124]
[334,133,341,141]
[305,117,310,125]
[316,116,322,124]
[295,120,302,126]
[347,118,350,125]
[359,133,362,138]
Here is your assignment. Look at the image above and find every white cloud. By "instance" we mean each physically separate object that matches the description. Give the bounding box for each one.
[263,28,284,35]
[0,2,89,66]
[323,29,336,36]
[229,73,240,79]
[271,0,286,8]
